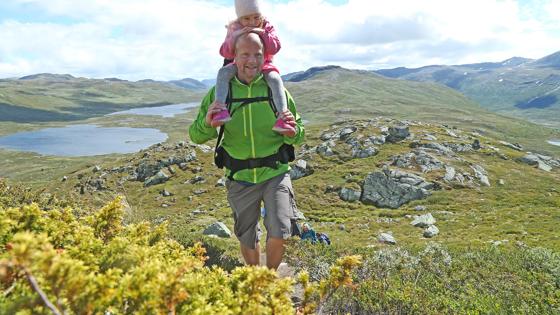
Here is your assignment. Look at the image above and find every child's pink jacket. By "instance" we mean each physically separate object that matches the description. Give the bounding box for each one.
[219,19,281,73]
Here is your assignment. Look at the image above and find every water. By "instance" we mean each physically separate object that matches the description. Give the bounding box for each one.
[0,125,167,157]
[107,102,199,118]
[548,139,560,147]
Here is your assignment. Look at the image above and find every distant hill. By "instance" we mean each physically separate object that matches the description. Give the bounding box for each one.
[167,78,207,90]
[0,74,203,123]
[284,66,560,154]
[374,51,560,128]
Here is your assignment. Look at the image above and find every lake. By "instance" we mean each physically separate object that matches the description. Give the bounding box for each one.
[107,102,199,118]
[548,139,560,147]
[0,124,167,157]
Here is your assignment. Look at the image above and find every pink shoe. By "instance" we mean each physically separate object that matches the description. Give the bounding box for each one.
[211,109,231,127]
[272,117,296,136]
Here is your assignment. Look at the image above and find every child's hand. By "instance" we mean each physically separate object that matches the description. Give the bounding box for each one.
[248,27,265,34]
[233,27,255,39]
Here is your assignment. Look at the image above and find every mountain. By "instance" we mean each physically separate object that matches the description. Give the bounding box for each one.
[167,78,207,90]
[283,65,342,82]
[374,51,560,128]
[532,51,560,68]
[0,74,203,123]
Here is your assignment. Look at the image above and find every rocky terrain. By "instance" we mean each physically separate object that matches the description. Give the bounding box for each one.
[50,116,560,252]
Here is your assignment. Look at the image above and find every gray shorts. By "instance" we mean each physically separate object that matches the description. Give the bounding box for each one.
[226,173,298,249]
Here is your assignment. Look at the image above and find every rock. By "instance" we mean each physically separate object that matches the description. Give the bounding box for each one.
[189,176,206,184]
[339,187,361,202]
[339,127,357,140]
[144,170,170,187]
[499,141,523,151]
[411,213,436,228]
[443,166,456,182]
[423,225,440,238]
[498,179,505,186]
[290,159,314,180]
[471,164,490,187]
[538,161,552,172]
[361,169,432,209]
[93,165,101,173]
[415,205,427,211]
[203,222,232,238]
[325,185,338,193]
[352,146,378,159]
[196,145,213,154]
[518,154,540,166]
[386,125,410,143]
[378,233,396,245]
[194,189,207,195]
[216,178,226,187]
[179,163,188,170]
[161,189,172,197]
[338,224,346,231]
[320,131,337,141]
[369,135,386,145]
[472,139,481,150]
[423,134,438,141]
[445,129,458,138]
[415,142,455,156]
[161,203,169,208]
[316,141,336,157]
[62,176,68,182]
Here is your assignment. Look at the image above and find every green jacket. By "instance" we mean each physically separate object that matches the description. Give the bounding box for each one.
[189,74,305,184]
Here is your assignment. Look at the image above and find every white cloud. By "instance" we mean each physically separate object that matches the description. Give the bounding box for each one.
[0,0,559,80]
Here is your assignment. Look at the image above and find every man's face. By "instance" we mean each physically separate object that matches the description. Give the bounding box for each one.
[234,35,264,83]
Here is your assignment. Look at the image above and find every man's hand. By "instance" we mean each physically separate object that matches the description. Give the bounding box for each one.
[205,101,227,127]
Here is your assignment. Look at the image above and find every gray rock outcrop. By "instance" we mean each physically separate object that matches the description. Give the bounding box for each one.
[290,159,314,180]
[411,213,436,228]
[386,125,410,143]
[339,187,361,202]
[361,168,433,209]
[423,225,440,238]
[203,222,232,238]
[144,170,170,187]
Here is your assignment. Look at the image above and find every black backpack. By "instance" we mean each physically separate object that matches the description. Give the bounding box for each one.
[214,82,295,179]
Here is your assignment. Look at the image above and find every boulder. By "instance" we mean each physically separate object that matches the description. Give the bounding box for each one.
[316,141,336,157]
[352,146,378,159]
[423,225,440,238]
[411,213,436,228]
[290,159,314,180]
[144,170,170,187]
[216,178,226,187]
[378,233,396,245]
[203,222,232,238]
[339,127,357,140]
[339,187,361,202]
[518,154,540,166]
[499,141,523,151]
[443,166,456,182]
[361,169,432,209]
[471,164,490,186]
[385,125,410,143]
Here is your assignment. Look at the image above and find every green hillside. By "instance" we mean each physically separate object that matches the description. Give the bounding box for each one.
[0,74,203,124]
[286,67,560,155]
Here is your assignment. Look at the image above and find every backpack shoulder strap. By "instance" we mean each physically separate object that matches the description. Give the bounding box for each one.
[214,81,233,152]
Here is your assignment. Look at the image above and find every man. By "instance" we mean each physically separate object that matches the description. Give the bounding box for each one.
[189,33,305,269]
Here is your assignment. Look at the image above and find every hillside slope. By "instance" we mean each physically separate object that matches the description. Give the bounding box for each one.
[0,74,203,123]
[374,51,560,128]
[285,67,560,155]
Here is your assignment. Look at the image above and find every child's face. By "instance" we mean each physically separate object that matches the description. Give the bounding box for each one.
[239,13,263,28]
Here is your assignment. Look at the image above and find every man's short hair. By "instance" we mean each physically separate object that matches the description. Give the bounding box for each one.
[234,32,264,55]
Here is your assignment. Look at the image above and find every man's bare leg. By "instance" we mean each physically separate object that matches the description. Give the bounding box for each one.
[266,237,285,270]
[241,242,260,266]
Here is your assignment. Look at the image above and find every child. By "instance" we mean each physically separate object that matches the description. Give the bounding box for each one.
[210,0,295,136]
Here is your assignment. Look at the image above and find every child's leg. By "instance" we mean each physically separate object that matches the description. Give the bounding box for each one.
[215,63,238,104]
[264,71,288,113]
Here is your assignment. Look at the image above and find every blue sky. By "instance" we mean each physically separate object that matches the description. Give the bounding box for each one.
[1,0,559,80]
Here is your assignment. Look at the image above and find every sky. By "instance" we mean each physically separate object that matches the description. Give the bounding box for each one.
[0,0,559,81]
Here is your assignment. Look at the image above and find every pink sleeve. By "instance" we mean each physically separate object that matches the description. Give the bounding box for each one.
[219,23,238,60]
[261,21,281,56]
